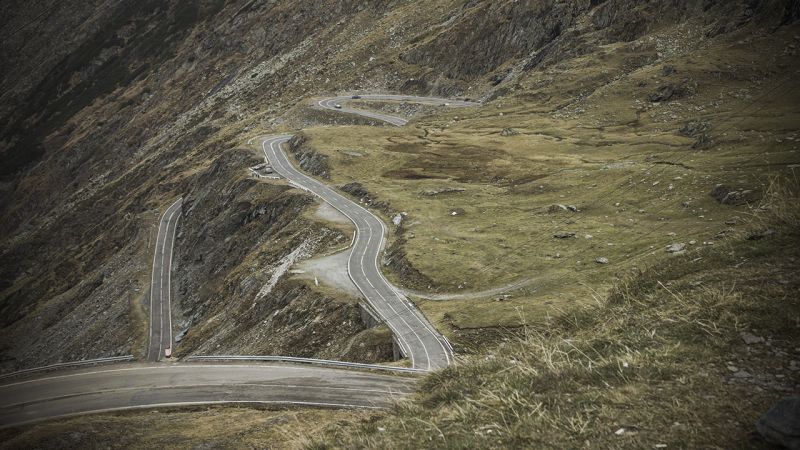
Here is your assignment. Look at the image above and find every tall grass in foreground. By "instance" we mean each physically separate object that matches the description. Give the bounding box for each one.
[308,175,800,449]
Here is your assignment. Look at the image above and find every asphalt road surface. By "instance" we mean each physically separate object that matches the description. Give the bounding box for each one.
[146,198,182,362]
[262,95,476,369]
[317,94,477,126]
[0,363,414,428]
[1,95,470,428]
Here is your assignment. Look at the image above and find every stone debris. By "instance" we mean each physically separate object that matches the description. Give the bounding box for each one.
[553,231,576,239]
[596,257,609,264]
[741,332,766,345]
[710,184,761,206]
[747,229,777,241]
[666,243,686,253]
[756,397,800,449]
[678,119,711,137]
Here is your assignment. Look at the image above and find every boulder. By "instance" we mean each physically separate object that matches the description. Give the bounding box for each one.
[747,229,777,241]
[678,119,710,137]
[666,243,686,253]
[450,208,466,216]
[757,397,800,449]
[548,204,569,213]
[553,231,576,239]
[650,84,676,102]
[740,332,765,345]
[595,257,609,264]
[710,185,761,206]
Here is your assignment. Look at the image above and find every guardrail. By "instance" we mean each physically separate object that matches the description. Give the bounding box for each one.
[0,355,136,381]
[184,355,426,374]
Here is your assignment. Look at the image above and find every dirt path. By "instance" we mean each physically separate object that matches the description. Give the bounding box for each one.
[398,278,535,301]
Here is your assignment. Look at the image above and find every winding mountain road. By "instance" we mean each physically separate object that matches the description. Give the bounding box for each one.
[265,94,477,369]
[0,362,414,428]
[3,94,476,428]
[146,198,182,362]
[265,136,452,370]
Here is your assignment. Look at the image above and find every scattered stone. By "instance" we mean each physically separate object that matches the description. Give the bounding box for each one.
[666,243,686,253]
[500,128,519,136]
[614,426,639,436]
[585,234,593,239]
[756,397,800,449]
[747,229,777,241]
[710,185,761,206]
[392,214,403,226]
[450,208,466,216]
[553,231,576,239]
[741,332,766,345]
[689,240,697,245]
[548,204,569,213]
[733,370,752,379]
[567,205,579,212]
[596,257,609,264]
[650,84,677,102]
[678,119,711,137]
[715,229,735,240]
[341,150,364,157]
[725,216,742,225]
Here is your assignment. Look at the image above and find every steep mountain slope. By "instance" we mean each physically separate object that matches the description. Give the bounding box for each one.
[0,0,798,446]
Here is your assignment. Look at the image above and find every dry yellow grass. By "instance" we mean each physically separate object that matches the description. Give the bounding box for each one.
[0,407,376,450]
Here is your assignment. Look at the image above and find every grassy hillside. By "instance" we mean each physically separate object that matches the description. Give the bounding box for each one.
[293,19,800,353]
[309,178,800,448]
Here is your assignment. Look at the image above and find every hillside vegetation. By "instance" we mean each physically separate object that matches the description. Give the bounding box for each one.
[0,0,797,447]
[310,179,800,448]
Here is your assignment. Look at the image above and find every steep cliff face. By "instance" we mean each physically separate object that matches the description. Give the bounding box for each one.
[169,149,391,362]
[0,0,409,370]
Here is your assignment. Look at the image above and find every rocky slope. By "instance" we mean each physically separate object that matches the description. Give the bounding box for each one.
[0,0,797,373]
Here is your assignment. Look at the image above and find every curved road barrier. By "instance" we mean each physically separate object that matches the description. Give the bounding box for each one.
[185,355,425,374]
[0,356,135,382]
